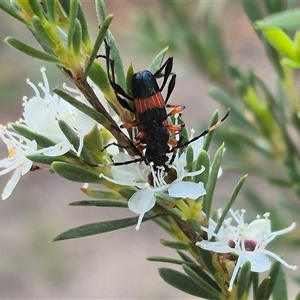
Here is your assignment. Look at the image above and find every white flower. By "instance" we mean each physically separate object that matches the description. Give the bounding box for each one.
[100,140,206,230]
[196,209,297,291]
[0,125,37,200]
[23,68,99,156]
[0,68,105,199]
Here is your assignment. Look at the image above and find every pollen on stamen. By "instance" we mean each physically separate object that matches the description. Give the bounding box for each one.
[8,148,16,158]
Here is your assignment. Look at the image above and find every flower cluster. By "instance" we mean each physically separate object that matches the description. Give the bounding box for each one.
[196,209,297,291]
[100,143,207,230]
[0,69,207,231]
[0,69,100,200]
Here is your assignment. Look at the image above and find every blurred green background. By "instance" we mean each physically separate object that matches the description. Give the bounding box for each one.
[0,1,299,298]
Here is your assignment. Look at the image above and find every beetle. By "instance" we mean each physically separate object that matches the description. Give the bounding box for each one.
[101,39,185,154]
[102,109,230,171]
[100,40,229,171]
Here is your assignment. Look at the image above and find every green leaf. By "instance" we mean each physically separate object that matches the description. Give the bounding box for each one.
[160,239,190,250]
[203,143,225,219]
[148,256,194,266]
[262,28,297,61]
[58,119,94,164]
[186,218,202,233]
[32,16,56,49]
[45,0,56,23]
[202,110,219,151]
[69,200,127,208]
[237,261,252,300]
[255,8,300,30]
[155,191,178,202]
[196,242,216,275]
[264,0,284,15]
[158,268,221,299]
[106,32,126,89]
[67,0,78,48]
[272,265,287,300]
[95,0,108,23]
[26,154,66,165]
[241,0,264,22]
[71,19,82,55]
[52,215,151,241]
[176,250,196,264]
[82,125,105,164]
[0,0,30,26]
[125,63,134,97]
[149,46,169,74]
[5,37,62,64]
[185,146,194,170]
[52,161,102,183]
[28,0,45,19]
[11,123,55,148]
[77,2,91,48]
[255,261,282,300]
[117,187,136,200]
[84,14,114,79]
[255,277,270,300]
[253,272,259,297]
[87,61,112,96]
[264,261,282,300]
[281,57,300,68]
[182,264,222,299]
[80,187,123,199]
[193,149,210,186]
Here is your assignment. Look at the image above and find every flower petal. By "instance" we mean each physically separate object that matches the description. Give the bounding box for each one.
[128,189,156,214]
[241,252,271,272]
[1,167,23,200]
[168,181,206,199]
[196,240,233,253]
[128,189,156,230]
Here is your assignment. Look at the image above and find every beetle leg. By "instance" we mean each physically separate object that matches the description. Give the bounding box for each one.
[167,104,185,116]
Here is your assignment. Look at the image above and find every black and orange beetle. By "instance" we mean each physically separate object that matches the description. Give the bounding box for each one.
[101,40,229,170]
